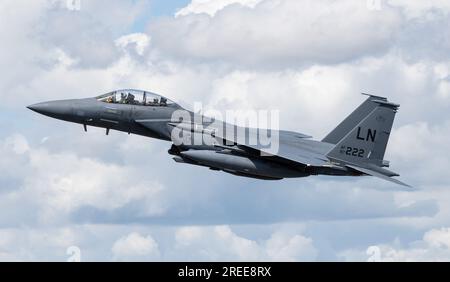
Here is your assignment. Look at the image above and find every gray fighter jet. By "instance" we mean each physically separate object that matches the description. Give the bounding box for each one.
[28,90,409,186]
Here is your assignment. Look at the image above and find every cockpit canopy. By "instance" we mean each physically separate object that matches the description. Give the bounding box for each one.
[97,90,176,107]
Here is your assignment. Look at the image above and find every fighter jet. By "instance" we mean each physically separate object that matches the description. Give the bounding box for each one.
[27,90,409,186]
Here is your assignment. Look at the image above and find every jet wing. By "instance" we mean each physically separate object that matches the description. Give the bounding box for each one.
[162,120,327,166]
[346,164,411,187]
[265,141,330,166]
[213,125,329,167]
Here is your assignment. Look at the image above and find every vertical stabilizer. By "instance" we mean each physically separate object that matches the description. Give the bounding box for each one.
[322,94,387,144]
[326,99,399,167]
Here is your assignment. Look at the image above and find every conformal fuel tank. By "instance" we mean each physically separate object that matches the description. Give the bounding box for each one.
[180,150,308,179]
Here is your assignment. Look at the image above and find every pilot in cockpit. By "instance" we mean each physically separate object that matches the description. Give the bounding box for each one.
[120,93,126,104]
[126,93,136,104]
[105,96,113,103]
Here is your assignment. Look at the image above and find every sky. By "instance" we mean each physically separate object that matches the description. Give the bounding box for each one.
[1,0,450,261]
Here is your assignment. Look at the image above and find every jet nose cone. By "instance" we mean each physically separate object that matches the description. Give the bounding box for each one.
[27,102,47,114]
[27,100,74,120]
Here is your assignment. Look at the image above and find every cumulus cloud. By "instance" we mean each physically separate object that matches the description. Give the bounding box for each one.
[151,0,401,68]
[264,231,318,261]
[0,134,167,226]
[116,33,151,56]
[0,227,78,261]
[1,0,450,261]
[389,121,450,187]
[0,224,317,262]
[341,227,450,262]
[389,0,450,19]
[36,0,150,68]
[176,0,263,17]
[112,232,160,261]
[173,225,317,261]
[150,0,450,67]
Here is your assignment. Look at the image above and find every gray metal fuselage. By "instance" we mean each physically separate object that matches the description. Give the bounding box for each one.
[30,98,179,140]
[27,94,367,181]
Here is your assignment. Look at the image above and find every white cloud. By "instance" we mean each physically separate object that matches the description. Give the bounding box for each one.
[35,0,150,68]
[4,134,30,155]
[0,224,317,261]
[112,232,160,261]
[0,134,167,225]
[0,0,151,105]
[265,231,317,261]
[176,0,262,17]
[151,0,401,67]
[424,228,450,249]
[1,0,450,262]
[341,227,450,262]
[116,33,151,56]
[389,121,450,186]
[0,227,79,261]
[174,225,317,261]
[389,0,450,19]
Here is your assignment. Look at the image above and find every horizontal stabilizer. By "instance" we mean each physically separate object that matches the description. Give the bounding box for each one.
[346,164,411,188]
